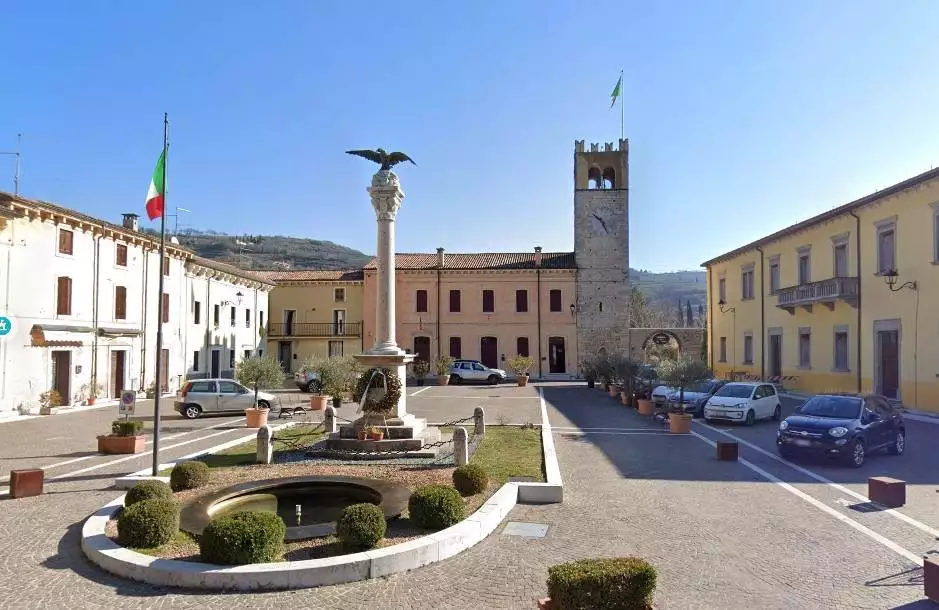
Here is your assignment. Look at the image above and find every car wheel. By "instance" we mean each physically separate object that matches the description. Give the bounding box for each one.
[745,410,755,426]
[848,438,865,468]
[307,380,322,393]
[777,445,794,460]
[772,404,782,421]
[887,430,905,455]
[488,375,499,385]
[183,404,201,420]
[451,375,463,385]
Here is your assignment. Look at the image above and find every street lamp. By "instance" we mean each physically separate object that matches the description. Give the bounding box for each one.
[569,303,576,318]
[882,269,917,292]
[718,299,737,379]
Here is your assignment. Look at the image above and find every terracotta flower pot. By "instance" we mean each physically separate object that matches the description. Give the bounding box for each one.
[637,399,654,415]
[97,434,145,454]
[437,375,450,386]
[309,395,328,411]
[608,386,619,397]
[357,429,368,441]
[368,431,384,441]
[245,407,269,429]
[620,391,630,405]
[517,375,529,387]
[669,412,693,434]
[87,397,97,406]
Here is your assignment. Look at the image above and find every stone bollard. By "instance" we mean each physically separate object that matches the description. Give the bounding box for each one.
[256,425,273,464]
[454,427,469,467]
[473,406,485,436]
[324,405,338,434]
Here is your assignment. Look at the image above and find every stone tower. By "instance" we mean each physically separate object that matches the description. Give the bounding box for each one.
[574,139,631,362]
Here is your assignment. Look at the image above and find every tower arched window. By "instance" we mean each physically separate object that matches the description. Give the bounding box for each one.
[602,167,616,189]
[587,167,601,190]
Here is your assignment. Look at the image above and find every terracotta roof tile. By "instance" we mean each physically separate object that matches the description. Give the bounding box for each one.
[257,269,365,282]
[363,252,576,270]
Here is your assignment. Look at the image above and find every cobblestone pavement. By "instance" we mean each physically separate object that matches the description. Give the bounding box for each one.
[0,384,935,608]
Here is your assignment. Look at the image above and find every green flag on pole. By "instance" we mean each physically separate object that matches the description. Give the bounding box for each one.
[610,73,622,109]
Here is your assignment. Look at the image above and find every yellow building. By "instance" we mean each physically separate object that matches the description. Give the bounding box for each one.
[260,270,365,370]
[702,168,939,412]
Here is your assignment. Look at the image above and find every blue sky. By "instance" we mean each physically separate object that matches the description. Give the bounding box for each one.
[3,1,939,271]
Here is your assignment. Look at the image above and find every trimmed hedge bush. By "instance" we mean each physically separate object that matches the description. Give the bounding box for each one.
[452,464,488,497]
[408,484,465,530]
[337,503,386,550]
[169,460,210,492]
[124,480,174,507]
[547,557,657,610]
[199,511,286,565]
[117,498,179,548]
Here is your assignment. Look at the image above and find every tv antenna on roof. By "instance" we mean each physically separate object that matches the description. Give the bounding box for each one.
[0,134,21,195]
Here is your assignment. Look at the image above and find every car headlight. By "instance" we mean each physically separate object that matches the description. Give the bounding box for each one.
[779,420,788,431]
[828,427,848,438]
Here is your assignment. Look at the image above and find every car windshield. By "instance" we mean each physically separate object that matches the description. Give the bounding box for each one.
[714,384,753,399]
[798,396,862,419]
[685,381,717,394]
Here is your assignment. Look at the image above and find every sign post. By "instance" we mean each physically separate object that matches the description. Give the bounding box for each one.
[119,390,136,421]
[651,332,672,346]
[0,316,11,337]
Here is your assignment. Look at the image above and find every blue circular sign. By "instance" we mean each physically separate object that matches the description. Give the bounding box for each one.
[0,316,11,337]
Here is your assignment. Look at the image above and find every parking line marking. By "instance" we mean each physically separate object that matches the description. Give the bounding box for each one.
[409,387,431,397]
[694,420,939,540]
[553,426,664,432]
[689,430,922,566]
[556,431,672,436]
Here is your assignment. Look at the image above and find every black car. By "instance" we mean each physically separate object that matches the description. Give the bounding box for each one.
[776,393,905,467]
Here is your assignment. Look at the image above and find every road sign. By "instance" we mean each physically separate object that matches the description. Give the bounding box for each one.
[651,332,672,346]
[119,390,136,415]
[0,316,11,337]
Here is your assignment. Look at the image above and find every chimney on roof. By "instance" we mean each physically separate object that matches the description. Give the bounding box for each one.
[436,247,445,268]
[122,213,139,232]
[534,246,543,268]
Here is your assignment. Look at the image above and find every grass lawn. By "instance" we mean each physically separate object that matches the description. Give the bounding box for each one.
[442,425,544,484]
[130,530,199,559]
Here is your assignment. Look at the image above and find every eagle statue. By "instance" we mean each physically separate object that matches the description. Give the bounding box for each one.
[345,148,416,171]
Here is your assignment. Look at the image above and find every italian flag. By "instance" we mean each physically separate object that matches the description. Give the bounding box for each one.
[145,150,166,220]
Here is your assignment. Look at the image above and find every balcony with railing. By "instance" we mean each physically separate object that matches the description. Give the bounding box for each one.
[266,322,362,338]
[776,277,859,314]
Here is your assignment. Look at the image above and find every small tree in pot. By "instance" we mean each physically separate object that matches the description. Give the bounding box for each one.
[316,356,352,410]
[412,359,430,386]
[235,355,283,427]
[507,355,533,386]
[581,355,598,388]
[613,353,639,407]
[656,357,711,433]
[435,356,454,385]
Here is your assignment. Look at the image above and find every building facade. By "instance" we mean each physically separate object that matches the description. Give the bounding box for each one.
[261,270,365,370]
[702,168,939,412]
[0,192,272,416]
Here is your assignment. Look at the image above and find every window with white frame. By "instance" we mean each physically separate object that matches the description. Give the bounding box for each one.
[834,327,849,371]
[876,219,896,274]
[719,337,727,362]
[718,277,726,302]
[334,287,345,303]
[741,266,755,300]
[833,243,848,277]
[798,328,811,368]
[743,332,753,364]
[768,257,780,293]
[797,247,811,285]
[328,340,343,357]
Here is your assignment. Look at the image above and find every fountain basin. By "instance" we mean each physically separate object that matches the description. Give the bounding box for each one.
[179,476,410,541]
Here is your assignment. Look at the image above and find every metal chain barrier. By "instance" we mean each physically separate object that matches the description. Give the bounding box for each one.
[271,421,325,452]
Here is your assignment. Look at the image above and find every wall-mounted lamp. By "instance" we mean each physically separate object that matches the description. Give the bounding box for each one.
[882,269,917,293]
[569,303,576,317]
[717,299,735,314]
[220,292,245,308]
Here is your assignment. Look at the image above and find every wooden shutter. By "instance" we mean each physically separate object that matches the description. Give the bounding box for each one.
[482,290,494,313]
[58,229,73,255]
[115,286,127,320]
[162,293,170,323]
[549,290,561,312]
[517,337,529,357]
[116,243,128,266]
[56,276,72,315]
[416,290,428,313]
[449,336,461,358]
[449,290,460,312]
[515,289,528,313]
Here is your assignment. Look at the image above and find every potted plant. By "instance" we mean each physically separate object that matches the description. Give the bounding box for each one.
[412,359,430,386]
[366,425,385,441]
[83,379,104,406]
[581,355,598,389]
[97,419,145,454]
[613,353,639,407]
[507,355,533,387]
[235,355,284,428]
[39,389,64,415]
[435,355,454,386]
[314,356,352,411]
[594,354,614,392]
[657,357,711,434]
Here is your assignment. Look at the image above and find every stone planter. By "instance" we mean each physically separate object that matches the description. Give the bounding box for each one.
[668,413,693,434]
[637,399,654,415]
[245,408,269,429]
[437,374,450,386]
[97,434,145,454]
[517,375,529,387]
[309,395,328,411]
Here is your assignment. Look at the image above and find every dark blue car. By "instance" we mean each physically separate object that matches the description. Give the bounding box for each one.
[776,393,905,467]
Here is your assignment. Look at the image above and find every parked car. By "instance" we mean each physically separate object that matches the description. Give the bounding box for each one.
[175,379,282,419]
[666,379,728,417]
[776,393,905,467]
[633,365,658,399]
[294,368,322,393]
[449,361,507,385]
[702,381,782,425]
[651,383,675,408]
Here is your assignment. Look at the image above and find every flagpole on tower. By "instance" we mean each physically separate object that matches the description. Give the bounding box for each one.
[619,69,624,140]
[151,113,168,477]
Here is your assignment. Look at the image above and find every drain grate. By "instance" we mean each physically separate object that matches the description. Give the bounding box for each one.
[502,522,549,538]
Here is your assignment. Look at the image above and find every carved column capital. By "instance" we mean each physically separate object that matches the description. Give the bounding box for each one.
[368,171,405,221]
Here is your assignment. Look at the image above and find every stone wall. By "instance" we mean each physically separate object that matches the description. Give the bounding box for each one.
[627,328,706,362]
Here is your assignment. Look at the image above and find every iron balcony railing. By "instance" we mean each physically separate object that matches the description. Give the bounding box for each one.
[776,277,859,309]
[266,322,362,338]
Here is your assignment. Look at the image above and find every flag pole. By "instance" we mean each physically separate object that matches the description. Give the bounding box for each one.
[151,113,168,477]
[619,69,624,141]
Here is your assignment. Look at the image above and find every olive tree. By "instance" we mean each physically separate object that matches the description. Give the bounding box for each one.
[656,357,711,413]
[612,353,639,400]
[235,355,284,409]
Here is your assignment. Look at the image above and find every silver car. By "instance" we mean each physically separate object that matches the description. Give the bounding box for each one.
[175,379,280,419]
[448,361,507,385]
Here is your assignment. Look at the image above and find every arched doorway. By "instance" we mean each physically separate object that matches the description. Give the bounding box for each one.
[640,330,682,364]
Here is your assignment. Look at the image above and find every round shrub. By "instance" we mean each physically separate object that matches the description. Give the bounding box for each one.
[124,480,174,507]
[199,511,286,565]
[547,557,657,610]
[337,503,386,550]
[408,484,465,530]
[117,498,179,548]
[169,460,210,492]
[452,464,488,497]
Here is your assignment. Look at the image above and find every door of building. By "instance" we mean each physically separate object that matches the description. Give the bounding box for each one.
[278,341,292,372]
[110,350,126,397]
[876,330,900,400]
[211,349,221,378]
[333,309,346,336]
[548,337,566,373]
[413,336,431,364]
[160,349,169,392]
[51,350,71,403]
[480,336,498,369]
[284,310,295,336]
[769,334,782,379]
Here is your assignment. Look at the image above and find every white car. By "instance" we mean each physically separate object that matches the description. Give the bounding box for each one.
[703,382,782,426]
[448,361,507,385]
[651,384,676,407]
[175,379,281,419]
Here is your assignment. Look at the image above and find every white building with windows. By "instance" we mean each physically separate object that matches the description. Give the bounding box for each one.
[0,191,273,416]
